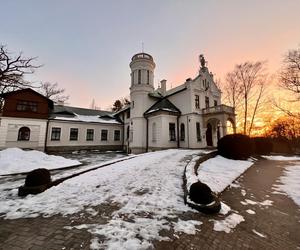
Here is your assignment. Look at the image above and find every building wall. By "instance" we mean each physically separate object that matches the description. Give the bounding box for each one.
[2,89,51,119]
[147,114,178,150]
[148,115,162,150]
[46,120,123,152]
[129,87,156,153]
[186,114,206,148]
[167,87,192,115]
[0,117,47,151]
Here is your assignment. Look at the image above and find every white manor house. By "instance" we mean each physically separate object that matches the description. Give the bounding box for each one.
[0,53,236,153]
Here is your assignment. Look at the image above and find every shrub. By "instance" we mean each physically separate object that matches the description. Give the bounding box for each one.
[271,138,293,154]
[253,137,273,155]
[25,168,51,187]
[218,134,254,160]
[189,181,214,205]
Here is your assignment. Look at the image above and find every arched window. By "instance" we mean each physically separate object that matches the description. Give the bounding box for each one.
[152,122,157,142]
[180,123,185,141]
[18,127,30,141]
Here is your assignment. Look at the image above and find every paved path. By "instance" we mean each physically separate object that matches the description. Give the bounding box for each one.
[0,158,299,249]
[154,159,300,250]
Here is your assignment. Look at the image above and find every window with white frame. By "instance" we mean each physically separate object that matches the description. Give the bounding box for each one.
[101,129,108,141]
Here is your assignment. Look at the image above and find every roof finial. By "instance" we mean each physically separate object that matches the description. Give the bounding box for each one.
[199,54,206,68]
[142,42,144,53]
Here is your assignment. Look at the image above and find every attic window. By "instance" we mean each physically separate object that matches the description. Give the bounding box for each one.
[16,101,37,112]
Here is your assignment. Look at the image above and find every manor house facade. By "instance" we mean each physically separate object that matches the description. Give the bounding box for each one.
[0,53,235,153]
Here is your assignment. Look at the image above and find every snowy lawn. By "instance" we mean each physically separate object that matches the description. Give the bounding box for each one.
[0,149,206,249]
[54,150,126,166]
[197,156,254,193]
[0,148,81,175]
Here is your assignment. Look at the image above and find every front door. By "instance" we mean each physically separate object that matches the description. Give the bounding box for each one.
[206,123,213,146]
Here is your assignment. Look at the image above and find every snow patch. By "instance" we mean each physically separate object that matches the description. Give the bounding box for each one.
[245,199,257,205]
[272,164,300,206]
[252,229,267,238]
[197,156,253,193]
[212,213,245,233]
[173,219,202,234]
[259,200,273,206]
[219,202,231,215]
[246,209,256,215]
[0,148,80,175]
[263,155,300,161]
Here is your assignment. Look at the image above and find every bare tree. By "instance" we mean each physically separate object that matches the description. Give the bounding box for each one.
[223,61,268,135]
[0,45,40,108]
[111,97,130,112]
[276,46,300,117]
[112,99,123,112]
[224,72,243,109]
[39,82,69,104]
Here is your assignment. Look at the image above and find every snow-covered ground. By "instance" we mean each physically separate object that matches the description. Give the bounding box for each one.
[263,155,300,207]
[197,156,254,193]
[0,149,259,249]
[273,163,300,206]
[0,148,81,175]
[0,149,206,249]
[54,150,127,166]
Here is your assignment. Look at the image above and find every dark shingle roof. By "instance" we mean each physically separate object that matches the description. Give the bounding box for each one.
[144,98,181,116]
[52,105,112,117]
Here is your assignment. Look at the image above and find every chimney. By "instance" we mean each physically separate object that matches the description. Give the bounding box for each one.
[160,79,167,95]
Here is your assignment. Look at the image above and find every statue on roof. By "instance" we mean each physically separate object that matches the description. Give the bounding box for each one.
[199,54,206,68]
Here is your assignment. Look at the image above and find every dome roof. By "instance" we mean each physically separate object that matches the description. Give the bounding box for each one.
[131,53,153,62]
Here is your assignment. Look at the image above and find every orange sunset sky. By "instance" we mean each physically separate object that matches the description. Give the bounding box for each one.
[1,0,299,111]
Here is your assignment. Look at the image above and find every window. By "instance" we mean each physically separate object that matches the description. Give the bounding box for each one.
[131,72,134,85]
[101,129,108,141]
[203,79,209,90]
[214,100,218,107]
[169,123,176,141]
[51,127,61,141]
[86,129,94,141]
[126,126,130,140]
[69,128,78,141]
[18,127,30,141]
[152,122,157,142]
[126,110,130,119]
[180,123,185,141]
[195,95,200,109]
[196,122,201,142]
[16,101,38,112]
[147,70,150,84]
[205,96,209,108]
[138,70,141,84]
[114,130,121,141]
